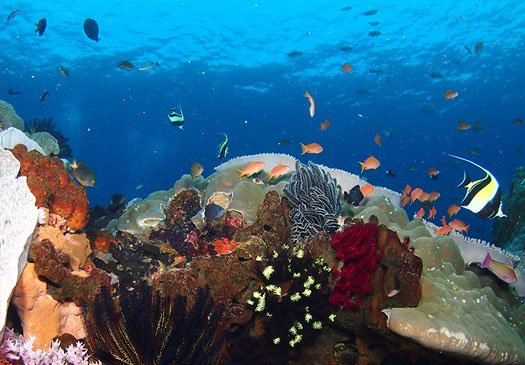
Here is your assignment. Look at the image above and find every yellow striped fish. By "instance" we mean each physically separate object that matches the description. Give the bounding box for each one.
[444,153,506,219]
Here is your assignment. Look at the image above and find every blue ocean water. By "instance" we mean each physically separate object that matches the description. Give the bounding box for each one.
[1,1,524,241]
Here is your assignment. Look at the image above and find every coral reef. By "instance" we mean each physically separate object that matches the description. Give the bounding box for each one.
[283,161,342,243]
[27,131,60,155]
[0,100,24,130]
[0,127,46,155]
[82,284,225,365]
[11,144,89,231]
[493,166,525,251]
[26,117,72,157]
[0,146,38,337]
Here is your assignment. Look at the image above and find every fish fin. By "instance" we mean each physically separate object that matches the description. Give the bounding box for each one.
[464,224,470,233]
[359,162,365,173]
[300,143,308,155]
[457,171,471,188]
[70,159,78,169]
[304,91,311,98]
[237,170,245,178]
[443,152,492,176]
[481,252,492,268]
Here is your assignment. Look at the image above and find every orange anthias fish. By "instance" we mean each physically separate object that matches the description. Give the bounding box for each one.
[360,183,374,197]
[428,206,437,219]
[456,121,472,131]
[447,204,461,217]
[448,218,470,233]
[320,120,331,131]
[267,164,290,180]
[434,216,452,235]
[410,188,424,204]
[481,253,517,284]
[402,184,412,197]
[300,142,323,155]
[374,133,382,147]
[401,196,411,208]
[428,191,441,202]
[238,161,265,178]
[444,89,459,100]
[419,192,430,202]
[358,156,380,173]
[427,167,440,179]
[304,91,316,118]
[341,63,353,73]
[415,207,425,219]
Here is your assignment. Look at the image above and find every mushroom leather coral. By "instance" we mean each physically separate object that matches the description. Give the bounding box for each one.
[11,145,89,231]
[329,222,382,309]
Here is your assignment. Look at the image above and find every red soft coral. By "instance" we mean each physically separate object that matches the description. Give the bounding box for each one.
[329,222,382,309]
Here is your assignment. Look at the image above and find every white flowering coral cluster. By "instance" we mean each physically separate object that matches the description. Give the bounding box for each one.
[1,328,100,365]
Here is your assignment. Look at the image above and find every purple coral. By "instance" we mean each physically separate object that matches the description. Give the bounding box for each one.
[1,328,100,365]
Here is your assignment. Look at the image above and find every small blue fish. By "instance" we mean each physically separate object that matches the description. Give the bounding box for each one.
[204,203,225,223]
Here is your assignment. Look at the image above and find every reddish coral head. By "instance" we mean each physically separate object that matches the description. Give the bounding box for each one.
[329,222,382,309]
[211,237,238,255]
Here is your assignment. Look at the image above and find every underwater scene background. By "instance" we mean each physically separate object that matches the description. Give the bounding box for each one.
[1,1,524,245]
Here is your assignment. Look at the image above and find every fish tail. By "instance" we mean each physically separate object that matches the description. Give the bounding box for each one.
[267,173,274,181]
[237,170,245,178]
[359,162,365,173]
[300,143,308,155]
[464,224,470,233]
[481,252,492,268]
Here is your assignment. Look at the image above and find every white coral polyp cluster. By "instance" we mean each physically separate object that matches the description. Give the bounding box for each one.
[1,328,100,365]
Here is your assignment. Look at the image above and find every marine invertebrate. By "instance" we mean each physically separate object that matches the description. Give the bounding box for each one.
[28,131,60,155]
[11,144,89,231]
[0,127,46,155]
[0,100,24,130]
[26,117,72,157]
[283,161,342,243]
[82,284,225,365]
[0,146,38,336]
[329,222,383,309]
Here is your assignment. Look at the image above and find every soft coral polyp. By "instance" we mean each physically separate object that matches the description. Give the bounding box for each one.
[329,222,382,309]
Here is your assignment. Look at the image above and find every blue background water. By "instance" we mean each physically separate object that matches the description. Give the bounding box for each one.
[1,0,524,241]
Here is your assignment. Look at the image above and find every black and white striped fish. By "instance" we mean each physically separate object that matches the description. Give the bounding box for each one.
[445,153,506,219]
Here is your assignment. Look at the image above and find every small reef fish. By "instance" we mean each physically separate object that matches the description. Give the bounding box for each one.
[448,218,469,233]
[135,184,143,190]
[474,42,484,53]
[40,90,49,102]
[238,161,265,178]
[385,169,396,177]
[343,185,364,206]
[430,72,444,79]
[360,183,374,197]
[168,107,184,129]
[287,50,303,58]
[369,69,384,74]
[341,6,352,11]
[358,156,380,173]
[57,66,69,78]
[368,30,381,37]
[341,63,352,73]
[304,91,315,118]
[374,133,381,146]
[427,167,440,179]
[138,61,159,71]
[320,120,330,131]
[434,217,452,235]
[35,18,47,36]
[117,61,135,70]
[300,142,323,155]
[5,9,21,25]
[445,153,506,219]
[428,206,437,219]
[410,188,424,204]
[416,208,425,219]
[204,203,225,224]
[277,138,292,145]
[190,162,204,179]
[401,196,410,207]
[70,160,96,187]
[362,9,378,16]
[340,45,353,52]
[480,253,517,284]
[217,133,229,159]
[7,88,21,95]
[428,191,440,202]
[447,204,461,217]
[512,118,523,126]
[456,121,471,131]
[368,21,380,26]
[402,184,412,198]
[83,18,101,42]
[267,164,290,181]
[444,89,459,100]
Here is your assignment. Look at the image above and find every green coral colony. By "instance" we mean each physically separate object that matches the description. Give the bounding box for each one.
[2,148,525,364]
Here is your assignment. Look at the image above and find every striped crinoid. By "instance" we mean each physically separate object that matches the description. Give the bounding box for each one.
[283,161,342,243]
[82,284,224,365]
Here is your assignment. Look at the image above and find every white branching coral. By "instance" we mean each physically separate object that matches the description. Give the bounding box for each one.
[0,146,38,336]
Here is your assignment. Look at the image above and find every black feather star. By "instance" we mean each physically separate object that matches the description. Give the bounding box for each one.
[82,284,224,365]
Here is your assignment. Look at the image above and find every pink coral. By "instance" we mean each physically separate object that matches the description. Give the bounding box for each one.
[329,222,383,309]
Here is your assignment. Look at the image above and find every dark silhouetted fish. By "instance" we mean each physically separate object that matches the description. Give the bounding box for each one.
[475,42,484,53]
[7,88,21,95]
[462,44,472,54]
[40,90,49,102]
[117,60,135,70]
[363,9,378,16]
[340,45,353,52]
[369,21,380,26]
[204,203,225,223]
[5,9,21,25]
[83,18,101,42]
[430,71,444,79]
[287,50,302,58]
[35,18,46,36]
[341,6,352,11]
[57,66,69,78]
[369,68,383,74]
[368,30,381,37]
[343,185,364,206]
[385,169,396,177]
[277,138,292,145]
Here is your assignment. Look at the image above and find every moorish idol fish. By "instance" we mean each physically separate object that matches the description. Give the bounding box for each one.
[168,107,184,129]
[217,133,229,159]
[444,153,506,219]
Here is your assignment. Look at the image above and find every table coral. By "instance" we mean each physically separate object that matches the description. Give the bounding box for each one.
[11,145,89,231]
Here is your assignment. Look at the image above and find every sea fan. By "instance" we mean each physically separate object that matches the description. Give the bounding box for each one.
[82,284,224,365]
